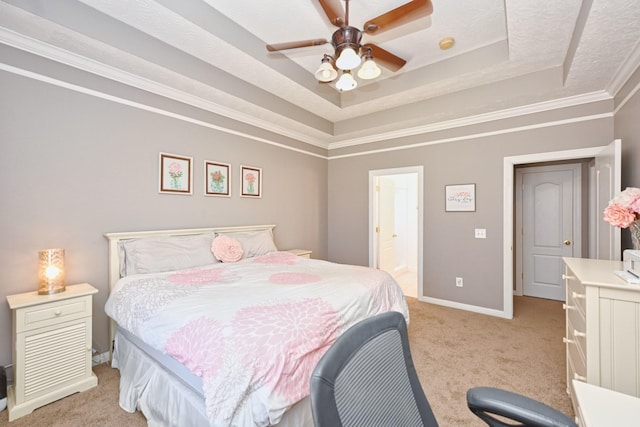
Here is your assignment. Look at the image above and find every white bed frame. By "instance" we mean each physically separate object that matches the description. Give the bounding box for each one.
[104,224,276,347]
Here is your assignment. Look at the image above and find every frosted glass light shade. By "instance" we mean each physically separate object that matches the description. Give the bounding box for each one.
[336,71,357,92]
[335,47,361,70]
[315,61,338,82]
[38,248,65,295]
[357,58,381,80]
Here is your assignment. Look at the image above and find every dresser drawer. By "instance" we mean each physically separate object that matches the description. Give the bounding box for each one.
[15,296,92,333]
[566,301,586,333]
[567,316,587,365]
[567,334,587,383]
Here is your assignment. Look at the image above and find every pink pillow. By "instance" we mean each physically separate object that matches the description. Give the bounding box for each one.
[212,235,243,263]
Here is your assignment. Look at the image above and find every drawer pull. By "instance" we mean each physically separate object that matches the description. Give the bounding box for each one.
[563,304,575,310]
[562,274,575,280]
[54,310,62,316]
[563,337,575,345]
[573,330,586,338]
[573,373,587,382]
[572,292,586,300]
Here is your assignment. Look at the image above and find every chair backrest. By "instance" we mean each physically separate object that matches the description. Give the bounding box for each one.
[310,311,439,427]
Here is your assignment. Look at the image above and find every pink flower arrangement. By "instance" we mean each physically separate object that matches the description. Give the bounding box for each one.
[603,187,640,228]
[168,162,183,178]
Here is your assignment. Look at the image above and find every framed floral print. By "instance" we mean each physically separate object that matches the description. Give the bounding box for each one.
[159,152,192,195]
[205,161,231,197]
[240,165,261,198]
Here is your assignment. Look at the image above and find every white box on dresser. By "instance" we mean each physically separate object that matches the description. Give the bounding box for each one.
[562,257,640,425]
[5,283,98,421]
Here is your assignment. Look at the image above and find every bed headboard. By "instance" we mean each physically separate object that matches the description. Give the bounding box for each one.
[103,224,276,350]
[104,224,276,292]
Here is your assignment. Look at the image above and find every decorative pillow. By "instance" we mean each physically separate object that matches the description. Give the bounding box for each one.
[212,235,244,262]
[120,233,218,276]
[215,229,278,259]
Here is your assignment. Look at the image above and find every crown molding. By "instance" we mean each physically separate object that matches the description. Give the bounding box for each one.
[328,112,613,160]
[0,27,331,150]
[0,27,624,157]
[327,91,612,150]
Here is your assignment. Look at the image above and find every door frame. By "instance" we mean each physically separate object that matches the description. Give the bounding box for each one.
[515,163,583,298]
[369,166,424,297]
[502,146,607,319]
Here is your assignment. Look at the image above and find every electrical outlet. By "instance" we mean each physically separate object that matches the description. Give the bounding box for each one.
[475,228,487,238]
[456,277,463,287]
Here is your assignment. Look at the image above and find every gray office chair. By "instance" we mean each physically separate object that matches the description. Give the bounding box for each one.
[310,311,577,427]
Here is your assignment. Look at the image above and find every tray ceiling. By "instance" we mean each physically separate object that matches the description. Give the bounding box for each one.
[1,0,639,149]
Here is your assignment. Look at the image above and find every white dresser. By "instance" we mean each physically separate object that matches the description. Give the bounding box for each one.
[6,283,98,421]
[562,257,640,422]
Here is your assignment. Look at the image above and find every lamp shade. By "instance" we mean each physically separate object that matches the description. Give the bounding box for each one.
[38,248,65,295]
[335,47,361,70]
[336,71,357,92]
[357,58,381,80]
[315,61,338,82]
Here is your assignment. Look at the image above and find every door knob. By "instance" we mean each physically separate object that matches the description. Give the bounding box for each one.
[564,240,571,246]
[392,234,398,238]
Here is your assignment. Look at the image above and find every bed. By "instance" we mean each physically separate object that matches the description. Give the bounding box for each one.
[104,224,408,427]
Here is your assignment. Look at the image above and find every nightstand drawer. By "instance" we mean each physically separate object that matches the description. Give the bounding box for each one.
[15,296,92,333]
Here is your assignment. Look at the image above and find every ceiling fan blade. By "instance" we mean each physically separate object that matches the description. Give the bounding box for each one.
[266,39,329,52]
[363,0,433,35]
[362,43,406,71]
[318,0,345,27]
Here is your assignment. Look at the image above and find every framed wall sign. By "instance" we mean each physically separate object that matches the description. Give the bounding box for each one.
[205,161,230,197]
[240,165,261,198]
[445,184,475,212]
[159,152,192,195]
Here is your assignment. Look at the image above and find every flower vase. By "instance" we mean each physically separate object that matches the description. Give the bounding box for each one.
[631,220,640,250]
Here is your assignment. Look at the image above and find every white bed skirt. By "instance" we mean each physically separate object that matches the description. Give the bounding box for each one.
[112,331,314,427]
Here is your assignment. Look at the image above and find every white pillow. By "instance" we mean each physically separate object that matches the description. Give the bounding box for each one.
[215,229,277,259]
[119,233,218,276]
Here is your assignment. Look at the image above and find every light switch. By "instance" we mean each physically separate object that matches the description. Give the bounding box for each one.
[475,228,486,239]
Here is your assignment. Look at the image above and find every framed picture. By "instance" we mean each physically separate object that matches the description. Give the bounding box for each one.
[159,152,193,195]
[445,184,475,212]
[205,161,231,197]
[240,165,262,198]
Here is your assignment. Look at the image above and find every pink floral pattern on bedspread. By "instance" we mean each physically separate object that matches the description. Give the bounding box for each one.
[269,272,322,285]
[105,257,408,426]
[165,316,225,377]
[252,251,298,265]
[233,298,339,401]
[167,267,235,285]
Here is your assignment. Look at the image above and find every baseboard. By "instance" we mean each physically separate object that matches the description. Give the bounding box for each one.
[418,295,511,319]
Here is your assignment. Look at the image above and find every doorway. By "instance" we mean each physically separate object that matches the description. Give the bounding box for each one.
[369,166,424,299]
[502,140,621,319]
[515,163,583,301]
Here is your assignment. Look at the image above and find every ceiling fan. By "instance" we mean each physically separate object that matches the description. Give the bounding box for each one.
[266,0,434,91]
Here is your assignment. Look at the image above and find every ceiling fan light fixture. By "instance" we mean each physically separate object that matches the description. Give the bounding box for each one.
[357,57,381,80]
[315,56,338,82]
[335,46,361,70]
[335,71,357,92]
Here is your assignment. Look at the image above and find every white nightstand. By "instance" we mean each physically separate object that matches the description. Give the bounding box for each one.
[6,283,98,421]
[286,249,312,259]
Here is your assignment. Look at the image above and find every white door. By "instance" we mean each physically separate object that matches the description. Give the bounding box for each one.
[520,164,581,300]
[595,139,622,260]
[378,177,396,272]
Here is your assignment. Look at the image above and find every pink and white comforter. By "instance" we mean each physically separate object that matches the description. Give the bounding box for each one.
[105,251,408,427]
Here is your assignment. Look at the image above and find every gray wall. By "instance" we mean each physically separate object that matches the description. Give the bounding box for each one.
[327,112,615,311]
[0,71,328,365]
[615,65,640,250]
